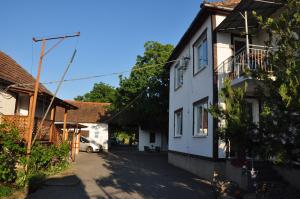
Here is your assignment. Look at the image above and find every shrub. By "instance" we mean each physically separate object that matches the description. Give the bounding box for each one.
[28,141,70,174]
[0,124,25,183]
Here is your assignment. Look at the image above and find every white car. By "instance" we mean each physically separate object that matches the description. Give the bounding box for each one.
[79,136,102,153]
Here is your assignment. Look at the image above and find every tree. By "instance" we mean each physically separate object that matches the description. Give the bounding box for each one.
[74,82,116,103]
[111,41,174,131]
[209,79,257,158]
[252,0,300,164]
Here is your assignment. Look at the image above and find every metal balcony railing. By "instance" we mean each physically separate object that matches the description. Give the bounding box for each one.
[217,44,273,90]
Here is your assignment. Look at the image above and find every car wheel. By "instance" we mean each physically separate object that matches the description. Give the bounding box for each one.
[86,146,93,153]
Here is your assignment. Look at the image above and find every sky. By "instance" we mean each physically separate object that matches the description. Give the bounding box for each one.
[0,0,206,100]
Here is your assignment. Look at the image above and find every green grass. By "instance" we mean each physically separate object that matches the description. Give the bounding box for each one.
[0,185,12,198]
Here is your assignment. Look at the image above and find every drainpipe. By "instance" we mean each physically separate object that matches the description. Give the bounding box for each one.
[244,11,250,68]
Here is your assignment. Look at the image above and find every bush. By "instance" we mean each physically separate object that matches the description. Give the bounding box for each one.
[28,141,70,174]
[0,121,70,190]
[0,124,25,183]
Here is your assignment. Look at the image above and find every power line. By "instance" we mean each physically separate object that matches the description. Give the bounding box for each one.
[32,49,78,145]
[104,89,146,123]
[8,59,178,88]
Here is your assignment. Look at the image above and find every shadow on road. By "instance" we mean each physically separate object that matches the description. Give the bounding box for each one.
[26,175,89,199]
[95,149,214,199]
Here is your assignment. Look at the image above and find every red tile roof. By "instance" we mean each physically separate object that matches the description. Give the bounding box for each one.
[0,51,77,109]
[55,100,111,123]
[0,51,51,94]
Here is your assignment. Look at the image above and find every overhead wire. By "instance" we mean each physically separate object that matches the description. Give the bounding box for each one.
[103,90,146,123]
[7,59,179,88]
[31,36,80,146]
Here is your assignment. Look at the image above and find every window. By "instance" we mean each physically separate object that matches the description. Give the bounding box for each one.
[194,31,208,74]
[95,131,99,139]
[174,63,183,89]
[80,136,89,143]
[193,98,208,136]
[150,132,155,143]
[174,109,183,137]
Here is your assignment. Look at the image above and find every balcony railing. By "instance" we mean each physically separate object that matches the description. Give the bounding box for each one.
[0,115,54,142]
[217,44,273,90]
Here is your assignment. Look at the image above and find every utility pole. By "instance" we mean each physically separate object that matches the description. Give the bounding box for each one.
[25,32,80,172]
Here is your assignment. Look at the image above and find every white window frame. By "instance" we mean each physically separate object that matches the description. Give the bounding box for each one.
[193,98,208,137]
[193,31,208,75]
[174,63,183,90]
[174,108,183,137]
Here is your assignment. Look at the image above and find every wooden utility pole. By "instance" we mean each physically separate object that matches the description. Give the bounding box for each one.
[25,39,46,172]
[25,32,80,172]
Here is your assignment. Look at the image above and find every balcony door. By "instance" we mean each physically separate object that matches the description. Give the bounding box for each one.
[233,37,246,55]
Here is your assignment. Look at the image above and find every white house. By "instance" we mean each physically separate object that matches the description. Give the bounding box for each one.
[55,101,110,150]
[166,0,282,181]
[138,126,168,152]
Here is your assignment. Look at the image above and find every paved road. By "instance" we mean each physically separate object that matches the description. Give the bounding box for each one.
[27,149,214,199]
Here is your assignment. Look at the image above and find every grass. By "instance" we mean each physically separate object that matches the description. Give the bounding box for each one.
[0,185,12,198]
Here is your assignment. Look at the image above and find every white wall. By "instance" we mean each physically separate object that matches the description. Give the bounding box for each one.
[81,123,109,150]
[138,127,162,151]
[169,17,214,158]
[0,91,16,115]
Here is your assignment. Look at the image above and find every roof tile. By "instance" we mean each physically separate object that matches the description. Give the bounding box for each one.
[55,100,111,123]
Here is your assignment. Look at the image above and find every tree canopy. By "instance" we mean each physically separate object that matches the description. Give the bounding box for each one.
[253,0,300,164]
[111,41,174,131]
[74,82,116,103]
[75,41,174,132]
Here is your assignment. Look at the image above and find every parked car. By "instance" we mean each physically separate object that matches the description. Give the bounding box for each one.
[80,136,102,153]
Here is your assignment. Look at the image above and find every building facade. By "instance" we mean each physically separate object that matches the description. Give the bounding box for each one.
[166,0,282,180]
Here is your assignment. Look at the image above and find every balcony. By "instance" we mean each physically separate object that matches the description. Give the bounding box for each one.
[217,44,273,90]
[0,115,57,142]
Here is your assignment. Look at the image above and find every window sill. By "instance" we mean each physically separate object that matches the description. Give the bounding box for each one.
[192,134,208,138]
[193,65,207,76]
[174,135,182,138]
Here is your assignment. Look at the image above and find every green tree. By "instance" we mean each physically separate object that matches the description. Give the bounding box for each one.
[111,41,173,131]
[252,0,300,164]
[74,82,116,103]
[209,79,256,158]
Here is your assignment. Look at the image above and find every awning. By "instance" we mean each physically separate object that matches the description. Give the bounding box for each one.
[216,0,283,34]
[55,122,87,129]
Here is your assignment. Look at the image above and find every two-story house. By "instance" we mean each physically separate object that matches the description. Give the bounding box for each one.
[166,0,282,181]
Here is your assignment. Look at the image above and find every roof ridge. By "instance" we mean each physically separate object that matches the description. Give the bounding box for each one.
[65,100,111,105]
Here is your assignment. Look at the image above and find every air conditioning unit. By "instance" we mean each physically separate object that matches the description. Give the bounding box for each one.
[180,56,190,71]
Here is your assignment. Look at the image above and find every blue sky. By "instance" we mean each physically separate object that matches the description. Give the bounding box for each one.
[1,0,206,100]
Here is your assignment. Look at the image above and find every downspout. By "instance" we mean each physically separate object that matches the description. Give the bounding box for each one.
[244,11,250,67]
